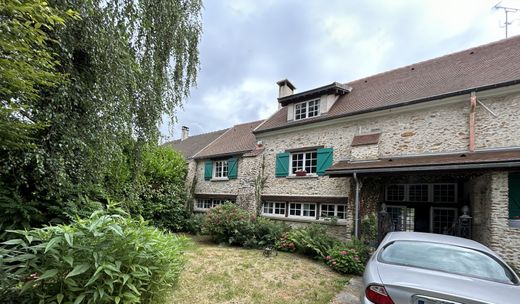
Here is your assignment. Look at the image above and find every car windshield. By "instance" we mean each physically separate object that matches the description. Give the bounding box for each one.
[379,240,518,284]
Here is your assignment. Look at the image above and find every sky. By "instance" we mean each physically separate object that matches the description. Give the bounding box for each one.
[160,0,520,142]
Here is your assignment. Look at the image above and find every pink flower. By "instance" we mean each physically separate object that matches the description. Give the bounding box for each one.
[325,255,331,260]
[332,261,337,265]
[340,251,347,255]
[354,256,360,261]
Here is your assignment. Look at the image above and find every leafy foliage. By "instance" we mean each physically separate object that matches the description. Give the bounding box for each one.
[130,147,189,231]
[325,245,365,275]
[360,214,378,244]
[201,204,290,248]
[201,203,252,245]
[277,224,339,258]
[0,0,202,228]
[0,204,190,303]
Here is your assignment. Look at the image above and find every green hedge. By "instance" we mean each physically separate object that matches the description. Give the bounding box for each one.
[0,204,189,304]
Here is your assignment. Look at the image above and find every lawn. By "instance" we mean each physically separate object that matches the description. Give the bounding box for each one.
[170,236,350,304]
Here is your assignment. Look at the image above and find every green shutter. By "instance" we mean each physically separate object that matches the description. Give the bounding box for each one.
[317,147,333,176]
[275,152,289,177]
[228,157,238,179]
[204,160,213,181]
[509,173,520,219]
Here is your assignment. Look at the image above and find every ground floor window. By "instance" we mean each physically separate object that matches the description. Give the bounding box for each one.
[430,207,457,234]
[320,204,346,220]
[262,202,286,216]
[261,201,347,222]
[195,198,235,211]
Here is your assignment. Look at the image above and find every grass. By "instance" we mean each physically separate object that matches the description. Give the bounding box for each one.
[170,236,349,304]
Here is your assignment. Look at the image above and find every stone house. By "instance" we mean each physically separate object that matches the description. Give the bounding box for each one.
[168,37,520,268]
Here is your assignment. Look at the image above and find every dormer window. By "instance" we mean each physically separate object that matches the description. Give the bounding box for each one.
[294,99,320,120]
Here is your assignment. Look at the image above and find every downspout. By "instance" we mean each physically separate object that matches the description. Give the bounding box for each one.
[469,92,477,152]
[353,172,360,238]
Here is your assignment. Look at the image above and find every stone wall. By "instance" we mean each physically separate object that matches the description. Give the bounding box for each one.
[193,155,262,212]
[486,172,520,269]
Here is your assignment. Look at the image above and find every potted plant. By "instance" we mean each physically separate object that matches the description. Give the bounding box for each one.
[295,170,307,177]
[510,216,520,228]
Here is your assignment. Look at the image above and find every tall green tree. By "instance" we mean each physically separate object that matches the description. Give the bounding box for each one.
[0,0,202,228]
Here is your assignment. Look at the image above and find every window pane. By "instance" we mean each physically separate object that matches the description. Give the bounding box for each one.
[308,99,320,117]
[321,204,335,218]
[432,208,457,234]
[289,203,302,216]
[433,184,456,202]
[305,152,317,173]
[303,203,315,217]
[204,199,211,209]
[409,184,429,202]
[386,185,405,201]
[274,203,285,215]
[291,153,304,173]
[337,205,346,219]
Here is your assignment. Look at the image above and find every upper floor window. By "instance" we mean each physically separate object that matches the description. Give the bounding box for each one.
[290,151,317,175]
[294,99,320,120]
[213,160,228,178]
[204,158,237,181]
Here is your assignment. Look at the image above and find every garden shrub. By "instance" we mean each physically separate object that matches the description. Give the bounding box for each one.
[201,203,252,245]
[184,213,205,234]
[278,224,339,258]
[360,214,378,245]
[244,216,290,248]
[325,245,365,275]
[0,204,189,304]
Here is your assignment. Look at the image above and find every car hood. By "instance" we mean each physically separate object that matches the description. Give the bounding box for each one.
[377,263,520,304]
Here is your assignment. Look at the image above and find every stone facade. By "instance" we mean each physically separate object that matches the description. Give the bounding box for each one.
[192,155,261,213]
[187,88,520,263]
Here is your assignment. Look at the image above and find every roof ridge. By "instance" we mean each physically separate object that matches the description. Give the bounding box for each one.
[162,127,229,146]
[191,127,232,159]
[346,35,520,85]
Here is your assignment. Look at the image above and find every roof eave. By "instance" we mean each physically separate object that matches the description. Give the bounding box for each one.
[277,83,351,106]
[326,161,520,177]
[254,79,520,135]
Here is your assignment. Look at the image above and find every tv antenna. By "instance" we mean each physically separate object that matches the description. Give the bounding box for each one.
[494,1,520,38]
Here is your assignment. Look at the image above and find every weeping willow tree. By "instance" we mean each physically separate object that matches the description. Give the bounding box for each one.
[0,0,202,228]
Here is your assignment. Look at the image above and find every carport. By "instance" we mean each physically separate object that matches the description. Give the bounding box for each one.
[326,149,520,239]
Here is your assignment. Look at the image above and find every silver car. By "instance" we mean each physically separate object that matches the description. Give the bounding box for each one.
[361,232,520,304]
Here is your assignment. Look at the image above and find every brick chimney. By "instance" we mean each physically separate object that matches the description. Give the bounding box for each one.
[181,126,189,141]
[277,79,296,98]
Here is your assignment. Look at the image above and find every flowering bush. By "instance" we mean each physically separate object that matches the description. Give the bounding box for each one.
[201,203,253,245]
[325,245,365,275]
[275,232,297,252]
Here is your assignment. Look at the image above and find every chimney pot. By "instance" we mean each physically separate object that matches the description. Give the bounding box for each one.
[181,126,189,140]
[277,79,296,98]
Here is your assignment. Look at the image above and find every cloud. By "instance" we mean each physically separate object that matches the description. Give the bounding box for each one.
[161,0,520,141]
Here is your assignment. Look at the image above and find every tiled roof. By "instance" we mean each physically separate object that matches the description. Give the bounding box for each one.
[194,120,264,159]
[163,129,228,159]
[326,149,520,176]
[255,36,520,133]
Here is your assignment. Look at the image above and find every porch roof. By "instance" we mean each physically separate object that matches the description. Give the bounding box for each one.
[326,149,520,176]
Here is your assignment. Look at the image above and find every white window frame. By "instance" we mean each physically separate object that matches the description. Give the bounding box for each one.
[213,160,228,179]
[289,151,317,175]
[294,99,320,120]
[261,202,286,217]
[288,202,316,219]
[194,198,234,211]
[319,204,347,221]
